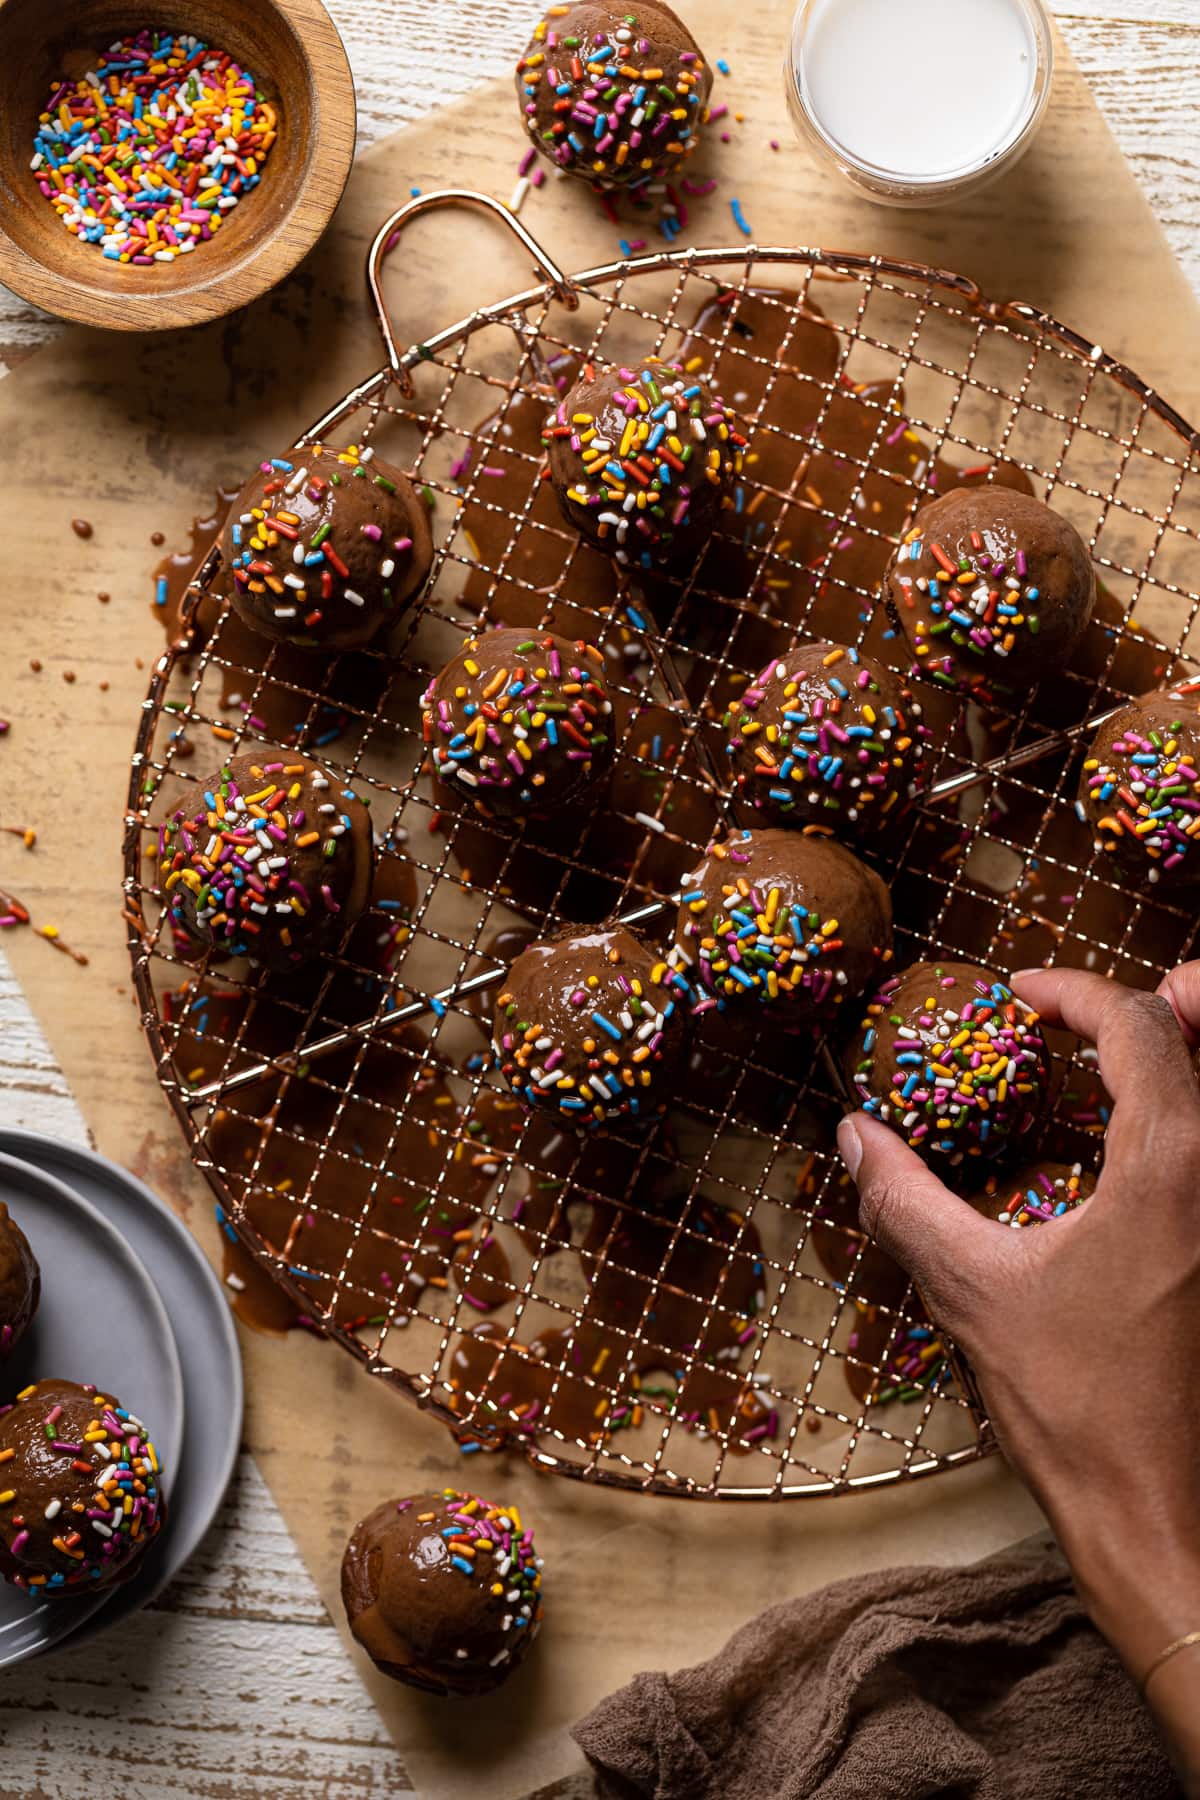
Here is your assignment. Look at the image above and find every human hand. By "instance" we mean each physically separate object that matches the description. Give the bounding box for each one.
[836,961,1200,1692]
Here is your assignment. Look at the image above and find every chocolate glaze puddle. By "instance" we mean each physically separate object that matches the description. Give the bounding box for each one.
[453,1230,515,1315]
[152,485,239,642]
[447,1188,774,1454]
[842,1304,945,1408]
[205,1031,485,1334]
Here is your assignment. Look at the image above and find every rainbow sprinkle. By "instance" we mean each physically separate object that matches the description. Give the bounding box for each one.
[32,32,276,265]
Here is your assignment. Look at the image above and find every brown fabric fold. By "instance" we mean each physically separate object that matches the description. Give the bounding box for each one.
[573,1535,1179,1800]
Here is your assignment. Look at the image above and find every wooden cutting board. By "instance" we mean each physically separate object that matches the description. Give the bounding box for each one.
[1,6,1197,1794]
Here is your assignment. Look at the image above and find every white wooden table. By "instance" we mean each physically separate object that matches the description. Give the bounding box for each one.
[0,3,1197,1792]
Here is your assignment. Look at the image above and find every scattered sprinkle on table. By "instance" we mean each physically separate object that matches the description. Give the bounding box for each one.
[0,884,87,963]
[32,32,277,265]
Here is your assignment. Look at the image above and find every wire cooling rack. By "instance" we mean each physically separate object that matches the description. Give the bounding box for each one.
[125,191,1200,1499]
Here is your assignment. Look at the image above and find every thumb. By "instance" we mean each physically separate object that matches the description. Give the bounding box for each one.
[1156,959,1200,1051]
[836,1111,998,1332]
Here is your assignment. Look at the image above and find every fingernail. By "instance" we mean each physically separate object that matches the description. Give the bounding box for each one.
[837,1116,862,1180]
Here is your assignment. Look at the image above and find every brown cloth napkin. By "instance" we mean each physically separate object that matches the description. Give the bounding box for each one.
[573,1535,1179,1800]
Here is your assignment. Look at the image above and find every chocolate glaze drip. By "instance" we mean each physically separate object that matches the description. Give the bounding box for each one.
[152,485,240,643]
[842,1304,945,1408]
[206,1035,484,1335]
[152,485,391,753]
[184,967,778,1451]
[804,1165,913,1313]
[453,1231,515,1315]
[447,1187,774,1453]
[282,843,420,1033]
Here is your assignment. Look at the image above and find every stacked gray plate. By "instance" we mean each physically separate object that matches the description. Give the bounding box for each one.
[0,1132,242,1663]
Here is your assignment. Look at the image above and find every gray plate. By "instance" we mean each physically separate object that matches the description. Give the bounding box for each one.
[0,1131,243,1652]
[0,1153,185,1666]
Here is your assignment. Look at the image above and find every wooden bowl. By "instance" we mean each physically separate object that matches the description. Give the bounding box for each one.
[0,0,356,331]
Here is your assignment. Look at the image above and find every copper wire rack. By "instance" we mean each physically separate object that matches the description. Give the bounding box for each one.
[124,191,1200,1499]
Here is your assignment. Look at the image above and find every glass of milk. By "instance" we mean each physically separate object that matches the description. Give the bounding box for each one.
[785,0,1054,206]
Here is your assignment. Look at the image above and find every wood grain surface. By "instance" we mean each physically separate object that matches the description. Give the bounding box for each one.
[0,2,1198,1795]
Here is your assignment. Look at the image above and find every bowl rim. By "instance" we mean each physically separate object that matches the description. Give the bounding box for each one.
[0,0,357,332]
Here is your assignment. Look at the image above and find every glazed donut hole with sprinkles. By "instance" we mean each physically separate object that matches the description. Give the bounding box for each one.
[515,1,713,193]
[0,1201,39,1365]
[157,755,375,972]
[1076,686,1200,889]
[669,828,893,1039]
[218,444,434,654]
[493,925,690,1129]
[846,960,1052,1167]
[340,1489,543,1696]
[722,641,931,842]
[883,487,1096,700]
[544,354,747,568]
[0,1378,165,1595]
[422,629,616,821]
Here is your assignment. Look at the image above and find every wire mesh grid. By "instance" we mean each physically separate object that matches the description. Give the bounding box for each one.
[125,193,1200,1498]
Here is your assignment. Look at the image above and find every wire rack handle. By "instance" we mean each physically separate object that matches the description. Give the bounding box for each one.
[367,189,581,392]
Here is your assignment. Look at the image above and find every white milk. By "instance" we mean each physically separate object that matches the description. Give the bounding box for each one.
[797,0,1037,180]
